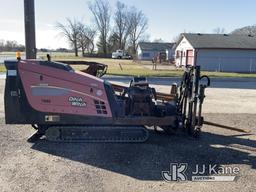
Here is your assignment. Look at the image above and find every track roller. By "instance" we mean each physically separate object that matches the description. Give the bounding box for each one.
[45,125,149,143]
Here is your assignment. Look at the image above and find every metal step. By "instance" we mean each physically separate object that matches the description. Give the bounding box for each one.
[45,125,149,143]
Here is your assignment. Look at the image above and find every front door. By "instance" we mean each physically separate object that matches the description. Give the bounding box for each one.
[186,50,194,65]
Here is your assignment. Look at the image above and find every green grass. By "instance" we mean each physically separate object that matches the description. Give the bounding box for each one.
[0,65,5,72]
[1,52,256,78]
[106,67,184,77]
[68,58,256,78]
[107,68,256,78]
[201,71,256,78]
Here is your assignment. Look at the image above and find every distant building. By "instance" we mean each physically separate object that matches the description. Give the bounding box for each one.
[137,42,175,61]
[175,33,256,72]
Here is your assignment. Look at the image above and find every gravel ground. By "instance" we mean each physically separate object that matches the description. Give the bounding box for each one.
[0,79,256,192]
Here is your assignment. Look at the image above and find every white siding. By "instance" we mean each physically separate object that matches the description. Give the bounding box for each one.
[175,37,194,67]
[197,49,256,72]
[175,37,194,66]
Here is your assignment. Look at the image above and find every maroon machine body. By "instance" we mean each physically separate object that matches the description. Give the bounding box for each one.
[4,59,209,142]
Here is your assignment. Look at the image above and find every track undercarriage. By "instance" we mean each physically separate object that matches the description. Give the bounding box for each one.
[45,125,149,142]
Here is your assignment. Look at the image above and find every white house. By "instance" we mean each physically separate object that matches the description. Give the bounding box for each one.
[175,33,256,72]
[137,42,175,61]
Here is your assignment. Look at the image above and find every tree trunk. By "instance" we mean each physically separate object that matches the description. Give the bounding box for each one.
[90,42,94,54]
[119,37,122,50]
[103,40,107,57]
[82,47,85,57]
[74,40,78,57]
[133,41,136,54]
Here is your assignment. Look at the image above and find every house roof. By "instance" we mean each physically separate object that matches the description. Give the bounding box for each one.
[180,33,256,49]
[138,42,175,51]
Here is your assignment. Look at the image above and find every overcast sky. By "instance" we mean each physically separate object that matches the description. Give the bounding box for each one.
[0,0,256,49]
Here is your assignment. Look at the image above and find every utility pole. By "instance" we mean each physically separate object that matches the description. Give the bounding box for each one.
[24,0,36,59]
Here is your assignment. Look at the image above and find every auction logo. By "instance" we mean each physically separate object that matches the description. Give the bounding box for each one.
[162,163,239,182]
[162,163,187,181]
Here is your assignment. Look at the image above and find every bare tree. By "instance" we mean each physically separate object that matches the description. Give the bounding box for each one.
[231,25,256,36]
[86,28,97,54]
[114,1,130,50]
[0,40,24,52]
[77,23,96,56]
[172,34,181,42]
[88,0,111,56]
[127,7,148,54]
[213,27,226,34]
[153,38,164,43]
[77,23,87,56]
[0,39,5,52]
[5,40,18,51]
[107,32,119,53]
[56,18,80,56]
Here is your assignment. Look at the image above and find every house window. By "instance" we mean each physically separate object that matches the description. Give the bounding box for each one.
[176,51,180,58]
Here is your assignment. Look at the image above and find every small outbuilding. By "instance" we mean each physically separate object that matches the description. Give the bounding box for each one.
[175,33,256,72]
[137,42,175,61]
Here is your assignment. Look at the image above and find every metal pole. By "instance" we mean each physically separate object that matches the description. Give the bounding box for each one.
[193,49,198,66]
[24,0,36,59]
[218,57,221,72]
[250,58,253,73]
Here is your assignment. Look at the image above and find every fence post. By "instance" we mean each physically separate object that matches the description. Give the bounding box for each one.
[218,57,221,72]
[249,58,253,73]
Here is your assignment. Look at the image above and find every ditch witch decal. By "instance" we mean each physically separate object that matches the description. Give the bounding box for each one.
[68,96,87,107]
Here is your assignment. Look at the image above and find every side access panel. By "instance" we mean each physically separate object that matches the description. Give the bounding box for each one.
[18,60,112,118]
